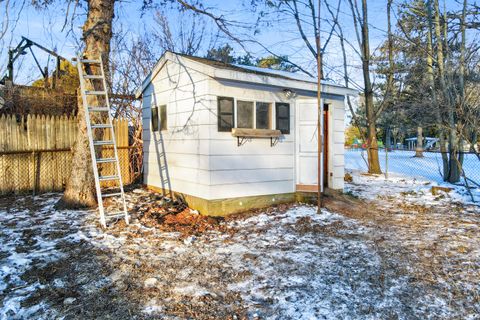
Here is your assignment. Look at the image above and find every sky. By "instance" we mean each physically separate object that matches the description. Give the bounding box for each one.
[0,0,471,88]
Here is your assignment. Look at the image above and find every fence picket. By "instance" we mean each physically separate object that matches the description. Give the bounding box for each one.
[0,115,5,194]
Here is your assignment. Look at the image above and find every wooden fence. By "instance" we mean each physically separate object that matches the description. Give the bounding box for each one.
[0,114,133,194]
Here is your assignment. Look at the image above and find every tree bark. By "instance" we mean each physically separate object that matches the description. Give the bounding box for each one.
[432,0,461,183]
[471,131,478,153]
[385,126,391,150]
[425,0,449,179]
[58,0,116,208]
[446,0,468,183]
[415,126,424,157]
[360,0,381,174]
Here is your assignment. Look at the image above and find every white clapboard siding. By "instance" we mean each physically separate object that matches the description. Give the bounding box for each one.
[209,154,294,171]
[144,152,209,170]
[142,57,214,199]
[209,180,294,199]
[210,168,292,186]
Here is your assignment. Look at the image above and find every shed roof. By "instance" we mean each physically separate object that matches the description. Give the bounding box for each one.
[136,51,357,98]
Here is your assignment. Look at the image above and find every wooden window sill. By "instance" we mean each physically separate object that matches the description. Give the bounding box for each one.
[231,128,282,138]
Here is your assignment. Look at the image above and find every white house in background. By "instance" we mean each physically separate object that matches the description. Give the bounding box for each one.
[136,51,356,216]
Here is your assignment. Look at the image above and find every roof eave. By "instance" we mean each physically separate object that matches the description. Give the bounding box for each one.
[212,68,358,97]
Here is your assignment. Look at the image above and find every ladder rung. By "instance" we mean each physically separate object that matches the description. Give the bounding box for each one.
[85,91,106,95]
[105,212,127,219]
[81,59,101,64]
[83,75,103,79]
[93,140,114,146]
[91,124,112,129]
[88,107,109,112]
[102,192,122,198]
[99,175,119,181]
[96,157,116,163]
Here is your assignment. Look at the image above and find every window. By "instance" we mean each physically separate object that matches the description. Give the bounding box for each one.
[159,104,167,131]
[151,106,159,132]
[237,100,254,128]
[218,97,234,132]
[256,102,271,129]
[275,102,290,134]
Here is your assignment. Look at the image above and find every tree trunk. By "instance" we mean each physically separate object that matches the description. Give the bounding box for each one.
[425,0,449,179]
[471,131,478,153]
[445,0,467,184]
[415,126,424,157]
[439,132,449,179]
[386,126,391,150]
[361,0,381,174]
[58,0,116,208]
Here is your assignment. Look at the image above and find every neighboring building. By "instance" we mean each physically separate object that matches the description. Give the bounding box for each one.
[136,51,356,216]
[405,137,440,151]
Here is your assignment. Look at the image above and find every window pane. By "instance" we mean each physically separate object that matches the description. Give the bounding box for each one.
[278,119,289,131]
[275,103,290,134]
[218,97,234,132]
[219,99,233,114]
[237,100,254,128]
[151,107,159,132]
[219,114,233,130]
[256,102,271,129]
[160,105,167,131]
[276,103,289,117]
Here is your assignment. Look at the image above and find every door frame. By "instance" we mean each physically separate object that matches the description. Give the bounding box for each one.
[323,104,329,187]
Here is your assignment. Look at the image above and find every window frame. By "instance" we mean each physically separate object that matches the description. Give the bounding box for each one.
[217,96,278,133]
[275,102,290,134]
[217,96,235,132]
[151,106,159,132]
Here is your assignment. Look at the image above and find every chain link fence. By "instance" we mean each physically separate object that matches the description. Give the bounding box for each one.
[345,147,480,188]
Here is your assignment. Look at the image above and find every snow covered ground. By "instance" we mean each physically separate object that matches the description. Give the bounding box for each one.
[346,149,480,203]
[1,184,479,319]
[346,149,480,185]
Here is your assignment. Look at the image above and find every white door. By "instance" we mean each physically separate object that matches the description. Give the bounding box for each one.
[296,99,323,190]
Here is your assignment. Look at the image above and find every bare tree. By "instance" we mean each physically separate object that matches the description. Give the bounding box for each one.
[152,10,216,55]
[345,0,388,174]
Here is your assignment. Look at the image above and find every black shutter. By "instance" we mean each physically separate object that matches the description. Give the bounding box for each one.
[151,106,159,132]
[218,97,234,132]
[160,105,167,130]
[275,102,290,134]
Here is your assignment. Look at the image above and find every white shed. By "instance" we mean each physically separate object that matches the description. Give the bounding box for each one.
[137,51,356,215]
